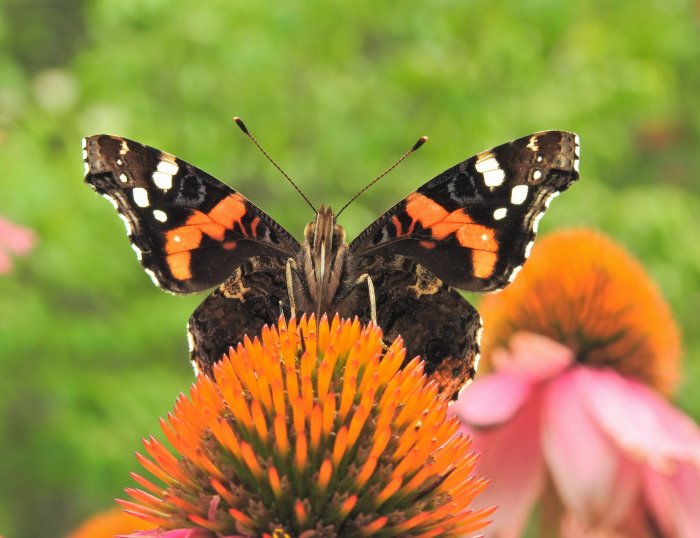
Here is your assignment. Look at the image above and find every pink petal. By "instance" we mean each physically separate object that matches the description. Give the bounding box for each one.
[643,461,700,538]
[581,367,700,470]
[0,217,36,254]
[542,368,638,525]
[0,251,11,274]
[0,217,35,275]
[492,332,574,380]
[459,387,545,536]
[452,372,533,426]
[119,529,215,538]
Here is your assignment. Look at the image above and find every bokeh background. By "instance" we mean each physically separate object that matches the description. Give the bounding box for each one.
[1,1,699,536]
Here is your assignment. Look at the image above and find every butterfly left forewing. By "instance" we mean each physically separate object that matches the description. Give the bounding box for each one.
[84,135,299,294]
[350,130,580,292]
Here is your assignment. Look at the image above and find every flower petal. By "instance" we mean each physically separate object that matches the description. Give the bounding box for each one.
[644,461,700,538]
[542,368,637,525]
[581,367,700,470]
[492,332,574,380]
[453,372,533,426]
[459,388,545,536]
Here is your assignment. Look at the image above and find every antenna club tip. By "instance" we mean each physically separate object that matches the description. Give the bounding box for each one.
[412,136,429,151]
[233,117,250,134]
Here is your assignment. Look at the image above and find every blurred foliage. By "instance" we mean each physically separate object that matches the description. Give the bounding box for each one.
[0,0,699,536]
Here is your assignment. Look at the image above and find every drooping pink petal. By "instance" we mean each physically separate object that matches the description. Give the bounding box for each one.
[119,528,216,537]
[0,216,36,274]
[459,388,546,537]
[491,332,574,380]
[453,372,533,426]
[581,367,700,470]
[542,368,638,526]
[643,461,700,538]
[559,510,649,537]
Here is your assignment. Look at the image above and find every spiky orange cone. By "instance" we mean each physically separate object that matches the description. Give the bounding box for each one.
[122,315,493,537]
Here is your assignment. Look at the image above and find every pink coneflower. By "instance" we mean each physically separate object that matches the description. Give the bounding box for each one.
[122,315,493,537]
[0,216,35,274]
[453,229,700,537]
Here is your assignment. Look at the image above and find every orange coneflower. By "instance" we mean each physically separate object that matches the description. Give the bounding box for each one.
[122,315,493,537]
[479,228,681,395]
[453,229,700,537]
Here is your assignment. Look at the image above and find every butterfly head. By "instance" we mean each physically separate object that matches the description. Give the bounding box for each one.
[300,205,349,316]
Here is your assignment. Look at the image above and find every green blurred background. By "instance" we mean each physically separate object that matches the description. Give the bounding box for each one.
[1,1,699,536]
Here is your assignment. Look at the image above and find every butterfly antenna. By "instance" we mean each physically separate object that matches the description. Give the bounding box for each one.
[233,117,317,213]
[336,135,428,218]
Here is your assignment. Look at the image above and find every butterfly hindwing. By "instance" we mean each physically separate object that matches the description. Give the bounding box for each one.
[187,256,290,375]
[350,130,580,292]
[83,135,299,294]
[353,255,481,399]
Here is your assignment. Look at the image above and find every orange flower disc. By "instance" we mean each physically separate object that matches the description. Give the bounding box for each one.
[122,315,492,537]
[479,229,681,395]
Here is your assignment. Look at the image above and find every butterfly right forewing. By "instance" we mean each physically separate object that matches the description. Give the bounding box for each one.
[350,130,580,292]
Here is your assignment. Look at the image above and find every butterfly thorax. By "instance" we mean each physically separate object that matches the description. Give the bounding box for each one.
[296,205,354,318]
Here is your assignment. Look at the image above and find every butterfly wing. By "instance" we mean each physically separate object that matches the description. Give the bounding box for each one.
[84,135,300,294]
[187,255,291,375]
[349,254,481,400]
[350,131,579,292]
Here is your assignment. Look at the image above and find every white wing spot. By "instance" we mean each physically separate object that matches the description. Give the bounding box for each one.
[83,162,90,175]
[475,155,504,187]
[173,235,181,243]
[118,173,128,183]
[116,158,123,166]
[82,149,87,159]
[533,169,542,181]
[152,159,178,190]
[510,184,529,205]
[493,207,507,220]
[536,155,543,163]
[118,212,133,235]
[130,241,142,261]
[545,191,560,208]
[508,265,522,283]
[187,331,195,353]
[132,187,150,208]
[144,268,160,287]
[483,168,505,187]
[153,209,167,222]
[157,159,179,175]
[480,233,488,242]
[524,240,534,259]
[81,138,87,150]
[533,211,544,233]
[101,193,118,209]
[152,171,173,190]
[119,139,129,155]
[527,135,539,152]
[475,155,499,173]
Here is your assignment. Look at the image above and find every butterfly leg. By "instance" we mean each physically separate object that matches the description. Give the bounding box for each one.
[353,273,377,325]
[285,258,298,317]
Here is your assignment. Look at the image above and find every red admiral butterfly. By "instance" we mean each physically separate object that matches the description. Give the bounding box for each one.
[84,125,579,399]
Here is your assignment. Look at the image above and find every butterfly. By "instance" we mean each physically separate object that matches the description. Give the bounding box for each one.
[83,126,579,399]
